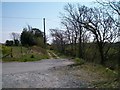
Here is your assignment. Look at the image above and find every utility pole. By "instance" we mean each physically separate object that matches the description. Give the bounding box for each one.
[43,18,46,48]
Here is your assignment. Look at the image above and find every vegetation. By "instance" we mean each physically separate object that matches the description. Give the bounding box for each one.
[2,23,48,62]
[78,63,119,88]
[1,1,119,88]
[2,45,49,62]
[74,58,85,65]
[49,1,119,88]
[50,2,119,69]
[5,40,14,46]
[21,25,44,47]
[3,24,48,62]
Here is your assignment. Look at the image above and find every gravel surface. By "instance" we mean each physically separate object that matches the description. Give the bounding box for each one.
[2,59,90,88]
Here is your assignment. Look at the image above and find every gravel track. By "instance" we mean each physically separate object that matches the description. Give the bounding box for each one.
[2,59,90,88]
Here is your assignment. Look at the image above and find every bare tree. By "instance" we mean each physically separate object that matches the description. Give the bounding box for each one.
[60,3,118,65]
[50,29,67,53]
[96,0,120,15]
[81,7,118,65]
[96,0,120,83]
[96,0,120,30]
[11,32,20,41]
[61,4,89,58]
[61,20,77,55]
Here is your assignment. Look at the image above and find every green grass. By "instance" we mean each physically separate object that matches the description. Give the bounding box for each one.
[74,58,85,65]
[2,45,49,62]
[2,45,11,55]
[80,63,119,88]
[12,46,28,58]
[18,54,49,62]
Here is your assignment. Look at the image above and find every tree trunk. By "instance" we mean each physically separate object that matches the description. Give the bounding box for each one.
[98,43,105,65]
[71,32,74,56]
[118,43,120,87]
[78,28,83,58]
[74,37,77,57]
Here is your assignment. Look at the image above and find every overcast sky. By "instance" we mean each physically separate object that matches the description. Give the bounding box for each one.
[1,0,110,43]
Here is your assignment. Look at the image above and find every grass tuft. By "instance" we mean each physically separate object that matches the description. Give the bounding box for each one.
[74,58,85,65]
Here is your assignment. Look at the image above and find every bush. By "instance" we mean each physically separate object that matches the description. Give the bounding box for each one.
[30,54,34,58]
[23,59,27,62]
[5,40,13,46]
[74,58,85,65]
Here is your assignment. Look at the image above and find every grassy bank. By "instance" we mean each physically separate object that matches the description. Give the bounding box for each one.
[73,57,119,88]
[2,45,49,62]
[69,59,119,88]
[82,63,119,88]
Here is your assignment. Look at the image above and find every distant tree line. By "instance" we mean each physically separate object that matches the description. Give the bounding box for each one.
[6,32,20,46]
[6,39,19,46]
[5,25,44,48]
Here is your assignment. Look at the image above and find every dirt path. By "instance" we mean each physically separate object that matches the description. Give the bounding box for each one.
[2,59,92,88]
[2,59,104,88]
[47,51,59,59]
[47,51,53,59]
[4,58,114,88]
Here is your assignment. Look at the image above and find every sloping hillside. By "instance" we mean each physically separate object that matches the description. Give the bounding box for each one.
[2,45,49,62]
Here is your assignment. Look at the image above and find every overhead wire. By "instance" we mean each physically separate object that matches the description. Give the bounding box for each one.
[1,16,42,19]
[1,16,61,23]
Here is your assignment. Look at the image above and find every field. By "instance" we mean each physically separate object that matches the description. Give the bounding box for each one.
[2,45,49,62]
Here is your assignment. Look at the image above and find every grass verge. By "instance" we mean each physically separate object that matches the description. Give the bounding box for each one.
[79,63,119,88]
[2,45,49,62]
